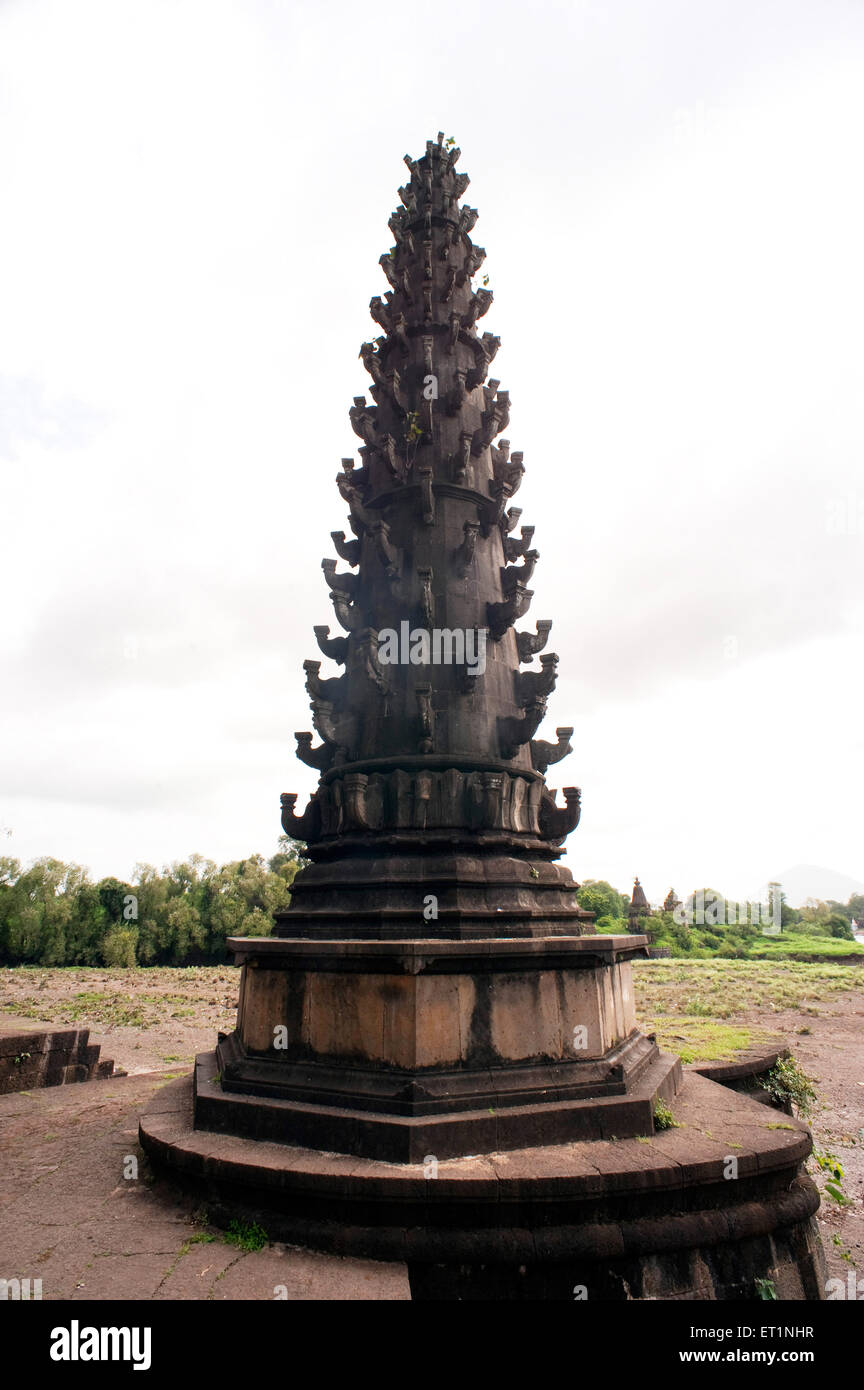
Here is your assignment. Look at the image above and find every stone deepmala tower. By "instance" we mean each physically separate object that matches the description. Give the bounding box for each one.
[278,132,586,942]
[141,139,827,1300]
[207,133,677,1161]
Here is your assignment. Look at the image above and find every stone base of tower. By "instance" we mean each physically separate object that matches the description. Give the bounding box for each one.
[198,933,674,1161]
[275,837,595,940]
[139,1069,827,1301]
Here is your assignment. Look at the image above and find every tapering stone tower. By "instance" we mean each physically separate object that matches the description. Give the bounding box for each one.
[141,141,827,1301]
[199,137,679,1160]
[278,133,587,941]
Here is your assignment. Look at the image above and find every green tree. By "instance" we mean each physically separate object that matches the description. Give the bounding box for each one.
[846,893,864,924]
[825,912,854,941]
[102,925,138,967]
[576,879,627,920]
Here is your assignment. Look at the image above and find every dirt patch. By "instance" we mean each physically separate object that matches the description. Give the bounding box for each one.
[739,990,864,1292]
[0,965,240,1075]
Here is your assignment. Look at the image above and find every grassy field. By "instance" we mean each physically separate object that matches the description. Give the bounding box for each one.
[633,958,861,1061]
[745,935,864,960]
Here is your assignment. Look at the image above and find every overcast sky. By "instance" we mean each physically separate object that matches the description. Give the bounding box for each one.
[1,0,862,906]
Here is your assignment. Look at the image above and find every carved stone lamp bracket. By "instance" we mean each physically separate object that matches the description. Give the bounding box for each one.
[498,698,547,761]
[418,466,435,524]
[488,584,533,641]
[455,520,480,577]
[529,726,574,775]
[416,683,434,754]
[417,567,434,627]
[314,625,348,665]
[515,619,553,662]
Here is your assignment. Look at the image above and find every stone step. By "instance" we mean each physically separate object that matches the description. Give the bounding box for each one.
[0,1025,122,1095]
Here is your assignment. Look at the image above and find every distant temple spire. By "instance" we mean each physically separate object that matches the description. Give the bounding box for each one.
[628,876,651,919]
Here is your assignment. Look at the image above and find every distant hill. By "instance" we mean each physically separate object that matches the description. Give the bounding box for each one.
[760,864,864,908]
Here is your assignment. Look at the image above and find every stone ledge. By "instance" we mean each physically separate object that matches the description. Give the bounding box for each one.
[691,1045,789,1087]
[195,1046,681,1161]
[142,1069,811,1203]
[228,933,650,973]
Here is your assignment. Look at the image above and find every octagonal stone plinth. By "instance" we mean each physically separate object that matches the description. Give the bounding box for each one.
[199,934,680,1161]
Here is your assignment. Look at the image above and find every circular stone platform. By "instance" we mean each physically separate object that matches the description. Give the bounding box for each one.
[140,1068,827,1300]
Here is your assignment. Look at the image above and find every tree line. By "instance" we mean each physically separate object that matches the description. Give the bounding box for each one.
[0,841,306,967]
[576,879,862,957]
[1,855,860,967]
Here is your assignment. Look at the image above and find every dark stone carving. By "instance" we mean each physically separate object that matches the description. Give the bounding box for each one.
[359,340,386,388]
[452,172,470,200]
[349,396,378,446]
[380,251,401,289]
[446,369,466,413]
[487,584,533,640]
[418,465,435,524]
[331,530,360,566]
[355,628,390,695]
[304,660,346,704]
[294,732,335,771]
[461,242,485,282]
[464,361,487,392]
[530,726,574,774]
[340,456,369,490]
[391,312,409,355]
[344,773,372,830]
[416,683,434,753]
[310,700,338,746]
[494,450,524,493]
[498,698,547,760]
[322,558,358,598]
[481,771,504,825]
[539,787,582,843]
[379,432,405,484]
[329,590,364,632]
[472,383,511,455]
[516,620,553,662]
[337,480,377,538]
[451,430,472,484]
[288,766,548,838]
[463,287,492,327]
[371,520,399,580]
[480,331,500,362]
[280,792,321,841]
[503,525,535,562]
[516,652,559,706]
[418,567,433,626]
[369,297,394,334]
[502,549,539,592]
[313,625,348,664]
[455,520,480,576]
[490,436,509,469]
